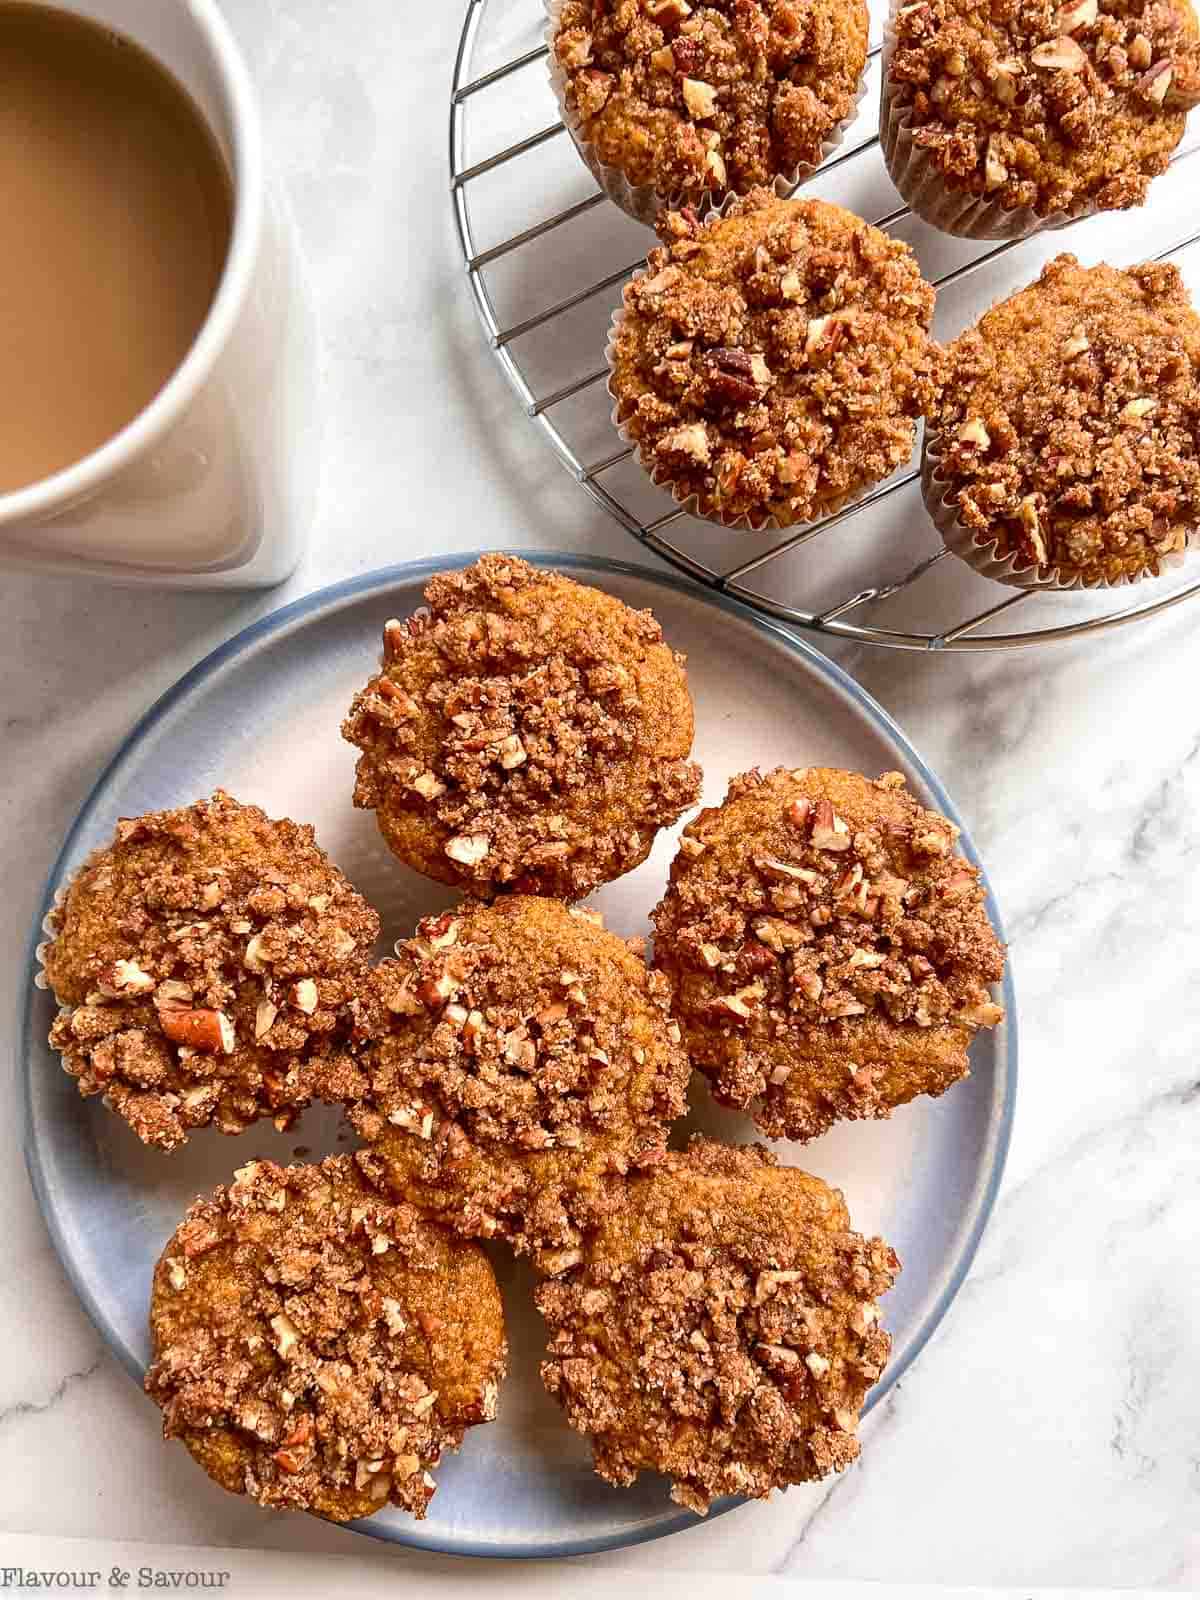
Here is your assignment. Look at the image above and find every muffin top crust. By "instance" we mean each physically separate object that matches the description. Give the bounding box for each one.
[888,0,1200,218]
[342,555,701,902]
[536,1138,898,1514]
[42,791,379,1151]
[552,0,870,201]
[931,253,1200,584]
[336,896,692,1268]
[652,767,1005,1141]
[609,191,938,527]
[145,1156,506,1522]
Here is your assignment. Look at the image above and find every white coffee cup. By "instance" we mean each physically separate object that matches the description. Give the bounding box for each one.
[0,0,318,589]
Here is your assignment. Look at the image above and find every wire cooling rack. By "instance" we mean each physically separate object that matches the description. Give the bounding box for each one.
[450,0,1200,649]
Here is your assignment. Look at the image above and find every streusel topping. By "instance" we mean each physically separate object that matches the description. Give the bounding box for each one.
[610,192,938,527]
[341,897,691,1267]
[552,0,870,199]
[145,1157,506,1522]
[342,555,701,901]
[932,254,1200,584]
[42,791,379,1151]
[536,1139,898,1514]
[652,767,1005,1141]
[889,0,1200,217]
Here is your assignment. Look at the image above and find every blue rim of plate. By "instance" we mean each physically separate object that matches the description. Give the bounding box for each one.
[20,550,1017,1561]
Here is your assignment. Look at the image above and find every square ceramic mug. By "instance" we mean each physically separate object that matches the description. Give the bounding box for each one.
[0,0,319,589]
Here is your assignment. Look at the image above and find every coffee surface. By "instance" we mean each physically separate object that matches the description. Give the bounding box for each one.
[0,4,233,494]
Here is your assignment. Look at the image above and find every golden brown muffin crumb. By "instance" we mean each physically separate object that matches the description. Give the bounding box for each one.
[144,1156,507,1523]
[552,0,869,201]
[536,1138,898,1514]
[652,767,1005,1141]
[41,792,379,1151]
[340,896,691,1268]
[931,254,1200,585]
[610,191,938,527]
[342,555,701,902]
[888,0,1200,218]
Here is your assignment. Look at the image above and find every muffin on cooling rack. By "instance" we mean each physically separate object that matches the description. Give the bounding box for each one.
[341,554,701,902]
[337,896,691,1271]
[536,1138,899,1514]
[882,0,1200,239]
[40,791,379,1151]
[925,253,1200,588]
[652,766,1006,1142]
[145,1156,507,1522]
[547,0,870,225]
[607,190,939,530]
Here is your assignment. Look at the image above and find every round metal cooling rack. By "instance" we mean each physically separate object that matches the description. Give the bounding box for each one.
[450,0,1200,649]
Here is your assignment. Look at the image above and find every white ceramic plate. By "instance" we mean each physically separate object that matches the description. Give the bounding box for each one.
[21,553,1016,1559]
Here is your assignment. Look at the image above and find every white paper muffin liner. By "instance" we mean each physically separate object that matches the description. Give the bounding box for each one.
[922,425,1198,590]
[879,10,1095,242]
[34,877,72,993]
[605,192,897,533]
[546,0,869,227]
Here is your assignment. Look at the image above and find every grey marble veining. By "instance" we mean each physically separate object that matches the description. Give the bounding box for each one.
[2,0,1199,1585]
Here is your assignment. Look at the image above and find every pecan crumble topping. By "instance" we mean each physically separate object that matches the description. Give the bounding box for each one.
[931,254,1200,584]
[536,1139,898,1514]
[609,191,938,527]
[652,767,1005,1141]
[888,0,1200,217]
[337,896,691,1269]
[145,1157,506,1522]
[41,792,379,1151]
[342,555,701,901]
[552,0,870,200]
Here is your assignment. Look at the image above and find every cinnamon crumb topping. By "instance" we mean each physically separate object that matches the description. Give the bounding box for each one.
[42,792,379,1151]
[933,254,1200,584]
[610,191,938,528]
[342,555,701,901]
[342,896,691,1265]
[652,767,1005,1141]
[144,1157,507,1523]
[552,0,870,200]
[888,0,1200,217]
[536,1139,899,1514]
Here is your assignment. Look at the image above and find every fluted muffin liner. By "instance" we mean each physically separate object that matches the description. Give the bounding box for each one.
[879,8,1096,242]
[545,0,869,228]
[921,424,1198,590]
[34,877,71,994]
[604,193,885,534]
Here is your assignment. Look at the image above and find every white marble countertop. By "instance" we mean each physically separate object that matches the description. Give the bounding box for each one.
[3,0,1200,1589]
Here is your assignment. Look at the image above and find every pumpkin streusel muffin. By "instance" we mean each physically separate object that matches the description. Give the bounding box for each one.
[536,1138,899,1514]
[341,555,701,903]
[335,896,691,1271]
[145,1156,507,1522]
[41,791,379,1151]
[548,0,870,224]
[925,253,1200,587]
[607,191,939,529]
[883,0,1200,238]
[652,767,1005,1142]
